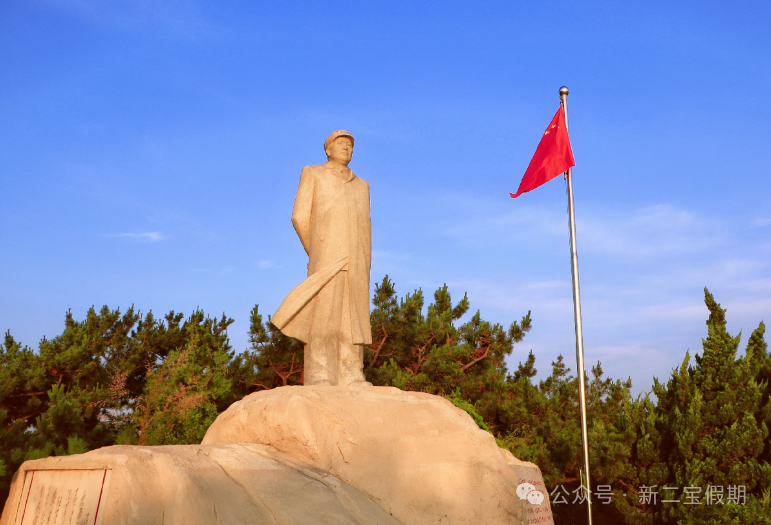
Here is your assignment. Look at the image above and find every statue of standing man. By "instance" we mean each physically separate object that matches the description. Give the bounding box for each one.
[272,131,373,386]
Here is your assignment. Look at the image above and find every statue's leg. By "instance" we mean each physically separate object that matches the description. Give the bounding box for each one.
[305,272,345,386]
[337,271,370,386]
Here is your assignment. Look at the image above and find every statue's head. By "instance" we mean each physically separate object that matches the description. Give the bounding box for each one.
[324,130,354,165]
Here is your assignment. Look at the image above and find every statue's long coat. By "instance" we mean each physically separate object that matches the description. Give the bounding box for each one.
[272,164,373,345]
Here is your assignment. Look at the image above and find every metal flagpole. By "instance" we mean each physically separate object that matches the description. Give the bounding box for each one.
[559,86,593,525]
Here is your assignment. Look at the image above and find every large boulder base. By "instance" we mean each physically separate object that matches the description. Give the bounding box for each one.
[1,443,401,525]
[203,385,546,525]
[1,386,554,525]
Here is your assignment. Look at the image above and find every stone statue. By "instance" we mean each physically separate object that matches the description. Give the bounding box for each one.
[272,130,373,386]
[0,131,551,525]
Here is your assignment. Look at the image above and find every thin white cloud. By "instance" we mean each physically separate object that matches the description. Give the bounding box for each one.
[116,232,167,242]
[579,204,725,258]
[427,197,771,394]
[43,0,220,39]
[257,260,280,269]
[443,200,729,259]
[371,250,414,276]
[445,204,565,240]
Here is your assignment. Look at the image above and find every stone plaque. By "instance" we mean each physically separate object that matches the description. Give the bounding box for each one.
[14,469,111,525]
[508,464,555,525]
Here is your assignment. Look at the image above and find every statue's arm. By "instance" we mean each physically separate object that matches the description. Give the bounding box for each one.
[291,166,313,255]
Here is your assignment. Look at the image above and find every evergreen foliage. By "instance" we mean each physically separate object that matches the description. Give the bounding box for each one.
[0,307,237,502]
[612,290,771,524]
[364,276,531,401]
[232,305,304,390]
[1,282,770,525]
[130,313,234,445]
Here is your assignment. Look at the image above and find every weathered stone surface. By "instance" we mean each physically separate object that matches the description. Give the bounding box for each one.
[503,454,555,525]
[0,443,402,525]
[272,131,373,386]
[202,385,537,525]
[2,386,555,525]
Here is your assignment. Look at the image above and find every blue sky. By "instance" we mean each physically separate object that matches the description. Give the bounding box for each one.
[2,0,770,395]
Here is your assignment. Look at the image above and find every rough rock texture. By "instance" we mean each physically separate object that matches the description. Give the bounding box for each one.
[2,386,554,525]
[202,385,531,525]
[506,457,555,525]
[0,443,402,525]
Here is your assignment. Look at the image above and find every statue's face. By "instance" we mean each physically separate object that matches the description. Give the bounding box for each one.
[326,136,353,165]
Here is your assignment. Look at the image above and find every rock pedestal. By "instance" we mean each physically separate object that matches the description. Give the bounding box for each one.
[0,443,400,525]
[1,386,554,525]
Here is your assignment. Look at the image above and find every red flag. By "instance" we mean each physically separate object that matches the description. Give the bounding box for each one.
[510,106,575,199]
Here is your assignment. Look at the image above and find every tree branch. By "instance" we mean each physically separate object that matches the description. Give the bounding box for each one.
[461,344,491,372]
[369,322,388,368]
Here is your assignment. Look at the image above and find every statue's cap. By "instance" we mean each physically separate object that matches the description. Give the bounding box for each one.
[324,130,354,151]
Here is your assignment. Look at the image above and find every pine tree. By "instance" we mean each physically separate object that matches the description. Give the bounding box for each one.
[364,276,531,404]
[0,306,237,502]
[232,305,304,392]
[616,289,771,524]
[4,283,769,525]
[131,312,234,445]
